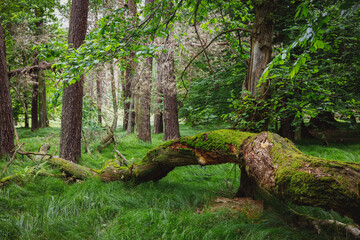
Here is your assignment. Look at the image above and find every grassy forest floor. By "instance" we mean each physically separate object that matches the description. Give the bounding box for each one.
[1,125,360,239]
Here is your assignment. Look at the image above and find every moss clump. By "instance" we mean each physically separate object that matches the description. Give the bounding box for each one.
[180,130,254,153]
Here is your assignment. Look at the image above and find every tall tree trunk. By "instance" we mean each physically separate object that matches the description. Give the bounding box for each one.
[161,39,180,140]
[126,93,135,134]
[38,77,48,128]
[161,3,180,140]
[31,69,39,131]
[59,0,89,163]
[0,19,15,157]
[153,58,163,134]
[241,0,276,131]
[242,0,275,97]
[96,68,103,126]
[110,63,118,132]
[31,9,44,131]
[24,94,29,128]
[136,58,152,142]
[123,0,137,131]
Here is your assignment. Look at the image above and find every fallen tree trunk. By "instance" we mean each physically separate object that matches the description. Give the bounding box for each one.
[4,130,360,223]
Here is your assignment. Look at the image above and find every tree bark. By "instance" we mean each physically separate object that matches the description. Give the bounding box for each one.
[38,77,48,128]
[59,0,89,163]
[123,0,137,131]
[240,0,276,131]
[30,67,39,131]
[96,67,103,126]
[110,63,118,132]
[160,2,180,140]
[0,19,15,157]
[161,43,180,140]
[242,0,276,98]
[126,92,135,134]
[135,0,153,142]
[136,56,152,142]
[153,57,164,134]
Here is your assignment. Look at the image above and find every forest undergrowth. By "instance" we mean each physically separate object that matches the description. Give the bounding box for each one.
[1,125,359,240]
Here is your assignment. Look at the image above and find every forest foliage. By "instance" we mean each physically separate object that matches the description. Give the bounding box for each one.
[1,0,360,239]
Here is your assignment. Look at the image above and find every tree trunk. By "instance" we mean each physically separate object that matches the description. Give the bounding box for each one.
[123,0,137,131]
[0,19,15,157]
[126,93,135,134]
[242,0,275,98]
[59,0,89,163]
[136,56,152,142]
[31,71,39,131]
[279,113,296,141]
[123,56,133,130]
[24,94,29,128]
[153,58,164,134]
[38,77,48,128]
[96,68,103,126]
[39,129,360,224]
[161,41,180,140]
[240,0,276,131]
[135,0,153,142]
[34,9,48,129]
[160,3,180,140]
[110,63,118,132]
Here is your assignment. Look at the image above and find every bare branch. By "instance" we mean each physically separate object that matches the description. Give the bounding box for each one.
[8,61,54,78]
[180,27,252,102]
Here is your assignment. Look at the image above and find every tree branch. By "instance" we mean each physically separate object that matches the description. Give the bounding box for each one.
[180,28,252,102]
[8,61,53,78]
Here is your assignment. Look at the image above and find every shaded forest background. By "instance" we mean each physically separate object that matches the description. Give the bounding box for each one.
[1,0,360,239]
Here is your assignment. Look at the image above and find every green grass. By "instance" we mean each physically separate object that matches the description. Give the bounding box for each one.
[0,125,359,239]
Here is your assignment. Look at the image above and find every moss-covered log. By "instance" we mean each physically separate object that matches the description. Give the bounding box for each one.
[8,130,360,223]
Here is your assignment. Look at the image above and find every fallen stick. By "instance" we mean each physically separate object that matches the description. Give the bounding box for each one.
[0,143,24,178]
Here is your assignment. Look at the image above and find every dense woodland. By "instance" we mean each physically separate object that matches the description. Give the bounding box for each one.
[1,0,360,239]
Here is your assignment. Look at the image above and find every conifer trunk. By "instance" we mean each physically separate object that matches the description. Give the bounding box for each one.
[59,0,89,163]
[38,77,48,128]
[161,2,180,140]
[0,19,15,157]
[136,57,152,142]
[123,0,137,131]
[110,64,118,131]
[31,69,39,131]
[153,59,164,134]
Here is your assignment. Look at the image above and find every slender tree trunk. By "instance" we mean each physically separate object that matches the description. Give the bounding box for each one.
[127,93,135,134]
[31,69,39,131]
[161,39,180,140]
[161,3,180,140]
[123,0,137,131]
[154,58,164,134]
[110,63,118,132]
[59,0,89,163]
[31,9,44,131]
[135,0,154,142]
[24,94,29,128]
[38,77,48,128]
[96,68,103,126]
[0,19,15,157]
[136,57,152,142]
[123,57,132,130]
[153,58,163,134]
